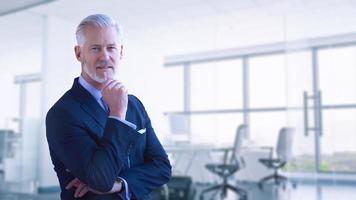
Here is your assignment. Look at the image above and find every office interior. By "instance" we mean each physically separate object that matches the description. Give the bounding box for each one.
[0,0,356,199]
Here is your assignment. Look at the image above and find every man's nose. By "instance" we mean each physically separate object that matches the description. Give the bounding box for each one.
[99,49,110,60]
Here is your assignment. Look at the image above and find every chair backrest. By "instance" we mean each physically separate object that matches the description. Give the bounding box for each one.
[231,124,248,162]
[276,127,294,162]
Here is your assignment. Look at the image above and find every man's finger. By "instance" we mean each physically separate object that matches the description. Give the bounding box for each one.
[109,81,124,91]
[102,80,114,91]
[77,185,89,197]
[113,82,124,90]
[74,183,86,198]
[65,178,79,190]
[114,82,123,88]
[103,80,117,90]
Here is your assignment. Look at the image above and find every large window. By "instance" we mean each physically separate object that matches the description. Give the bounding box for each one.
[190,59,243,110]
[318,46,356,172]
[285,51,313,107]
[249,112,287,147]
[164,66,185,111]
[249,54,286,108]
[319,46,356,105]
[165,36,356,174]
[190,114,243,145]
[189,59,243,145]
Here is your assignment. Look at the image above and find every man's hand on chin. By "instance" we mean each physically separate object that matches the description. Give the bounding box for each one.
[102,79,128,120]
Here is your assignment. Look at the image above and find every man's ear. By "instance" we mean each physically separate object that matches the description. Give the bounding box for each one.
[74,46,82,62]
[120,45,123,60]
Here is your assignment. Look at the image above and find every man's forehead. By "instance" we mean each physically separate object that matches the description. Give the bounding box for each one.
[88,42,118,47]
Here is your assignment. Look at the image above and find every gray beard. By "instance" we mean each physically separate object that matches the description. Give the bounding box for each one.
[83,64,108,83]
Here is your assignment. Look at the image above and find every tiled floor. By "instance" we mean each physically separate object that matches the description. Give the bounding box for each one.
[0,182,355,200]
[196,181,356,200]
[0,193,59,200]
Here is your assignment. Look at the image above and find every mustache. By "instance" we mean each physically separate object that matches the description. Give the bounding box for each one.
[95,60,114,68]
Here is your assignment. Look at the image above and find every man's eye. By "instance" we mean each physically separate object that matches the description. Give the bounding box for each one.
[108,46,117,51]
[91,47,100,51]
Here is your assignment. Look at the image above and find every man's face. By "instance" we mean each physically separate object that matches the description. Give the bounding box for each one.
[75,25,122,84]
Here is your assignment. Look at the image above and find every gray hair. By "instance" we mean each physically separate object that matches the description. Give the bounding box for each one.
[75,14,123,46]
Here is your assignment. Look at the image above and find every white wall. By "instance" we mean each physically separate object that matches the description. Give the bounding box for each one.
[0,12,42,129]
[0,12,44,190]
[39,15,79,188]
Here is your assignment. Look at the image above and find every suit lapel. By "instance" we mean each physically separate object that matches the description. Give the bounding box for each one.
[70,78,108,129]
[81,102,107,129]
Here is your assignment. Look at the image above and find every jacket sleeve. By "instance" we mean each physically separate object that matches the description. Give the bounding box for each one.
[46,106,140,192]
[119,96,172,199]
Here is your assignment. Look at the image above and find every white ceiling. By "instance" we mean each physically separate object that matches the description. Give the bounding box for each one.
[2,0,356,61]
[0,0,53,16]
[21,0,356,36]
[25,0,244,31]
[0,0,356,80]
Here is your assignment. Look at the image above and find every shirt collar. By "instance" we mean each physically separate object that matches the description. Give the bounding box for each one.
[78,75,102,101]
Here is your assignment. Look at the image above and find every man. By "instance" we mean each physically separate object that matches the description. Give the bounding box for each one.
[46,14,171,200]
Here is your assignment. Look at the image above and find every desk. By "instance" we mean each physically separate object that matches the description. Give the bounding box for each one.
[165,144,214,183]
[236,148,273,182]
[164,144,273,183]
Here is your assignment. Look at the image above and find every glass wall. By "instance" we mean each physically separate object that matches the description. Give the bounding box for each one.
[189,59,243,145]
[190,59,243,111]
[249,54,286,108]
[166,43,356,175]
[284,51,315,172]
[318,46,356,172]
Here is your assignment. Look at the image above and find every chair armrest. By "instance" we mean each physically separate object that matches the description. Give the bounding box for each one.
[260,146,274,159]
[211,147,233,164]
[212,147,233,152]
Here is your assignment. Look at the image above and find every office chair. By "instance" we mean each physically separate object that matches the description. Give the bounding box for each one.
[258,127,295,189]
[200,124,248,200]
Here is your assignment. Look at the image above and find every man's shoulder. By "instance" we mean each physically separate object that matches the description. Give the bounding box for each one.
[128,94,147,111]
[46,89,79,119]
[128,94,144,107]
[128,94,137,102]
[127,94,151,122]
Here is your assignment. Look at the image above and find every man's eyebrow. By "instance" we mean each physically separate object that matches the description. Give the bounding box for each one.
[89,44,101,47]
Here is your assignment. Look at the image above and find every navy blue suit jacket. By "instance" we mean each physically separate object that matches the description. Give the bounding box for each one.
[46,78,171,199]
